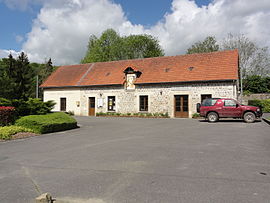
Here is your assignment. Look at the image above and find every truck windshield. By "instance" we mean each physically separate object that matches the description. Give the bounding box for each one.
[202,99,218,106]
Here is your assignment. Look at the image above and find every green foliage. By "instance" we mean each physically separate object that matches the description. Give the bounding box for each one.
[7,53,35,100]
[0,98,55,117]
[15,112,77,134]
[67,111,75,116]
[0,126,35,140]
[192,113,201,118]
[186,36,219,54]
[248,99,270,112]
[81,29,164,63]
[26,98,56,115]
[0,54,56,100]
[0,98,12,106]
[243,75,270,93]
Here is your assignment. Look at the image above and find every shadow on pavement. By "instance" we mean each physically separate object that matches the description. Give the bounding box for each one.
[198,119,262,123]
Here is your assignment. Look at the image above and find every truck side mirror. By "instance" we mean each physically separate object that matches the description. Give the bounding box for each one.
[196,103,201,113]
[236,104,239,108]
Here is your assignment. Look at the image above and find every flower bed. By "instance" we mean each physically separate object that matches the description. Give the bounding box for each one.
[96,112,169,118]
[0,125,35,140]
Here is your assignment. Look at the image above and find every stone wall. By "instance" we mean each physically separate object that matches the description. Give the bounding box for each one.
[43,81,237,118]
[242,93,270,105]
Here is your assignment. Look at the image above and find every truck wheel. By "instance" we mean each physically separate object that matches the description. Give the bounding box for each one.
[243,112,255,123]
[207,112,219,123]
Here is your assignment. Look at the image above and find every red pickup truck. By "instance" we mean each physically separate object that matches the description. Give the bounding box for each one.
[197,98,262,123]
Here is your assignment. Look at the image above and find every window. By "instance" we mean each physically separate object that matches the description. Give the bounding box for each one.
[202,98,218,106]
[140,96,148,111]
[108,96,116,111]
[201,94,212,103]
[224,99,237,107]
[60,98,66,111]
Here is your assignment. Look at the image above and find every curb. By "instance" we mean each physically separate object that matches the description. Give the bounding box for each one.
[262,118,270,125]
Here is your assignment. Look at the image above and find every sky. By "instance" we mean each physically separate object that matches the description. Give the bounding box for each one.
[0,0,269,65]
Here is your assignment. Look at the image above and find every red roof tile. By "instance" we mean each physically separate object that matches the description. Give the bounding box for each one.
[41,50,239,88]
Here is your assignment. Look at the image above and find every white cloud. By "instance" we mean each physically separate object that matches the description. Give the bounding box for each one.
[0,49,20,58]
[15,35,24,43]
[4,0,270,65]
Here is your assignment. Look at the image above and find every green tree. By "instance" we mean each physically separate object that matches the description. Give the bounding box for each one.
[123,35,164,59]
[81,29,164,63]
[0,58,14,99]
[243,75,270,93]
[186,36,219,54]
[7,52,35,100]
[38,58,54,83]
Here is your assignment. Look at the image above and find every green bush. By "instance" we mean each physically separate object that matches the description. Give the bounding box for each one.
[0,98,55,117]
[192,113,201,118]
[0,126,35,140]
[26,98,55,115]
[0,98,12,106]
[248,99,270,112]
[15,112,77,134]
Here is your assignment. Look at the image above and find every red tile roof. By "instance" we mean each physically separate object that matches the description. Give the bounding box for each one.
[41,50,239,88]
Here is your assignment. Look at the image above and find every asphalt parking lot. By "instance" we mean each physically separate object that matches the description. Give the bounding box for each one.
[0,117,269,203]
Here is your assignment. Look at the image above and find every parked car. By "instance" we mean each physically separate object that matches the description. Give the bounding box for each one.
[197,98,262,123]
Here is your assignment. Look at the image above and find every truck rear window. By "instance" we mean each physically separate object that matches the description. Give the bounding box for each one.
[202,99,218,106]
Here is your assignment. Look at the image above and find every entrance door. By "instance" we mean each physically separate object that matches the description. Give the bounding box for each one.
[89,97,95,116]
[174,95,189,118]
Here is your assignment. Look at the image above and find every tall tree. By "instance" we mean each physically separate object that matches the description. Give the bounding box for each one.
[81,29,164,63]
[38,58,54,83]
[222,33,270,78]
[123,35,164,59]
[8,52,35,100]
[0,57,14,99]
[186,36,219,54]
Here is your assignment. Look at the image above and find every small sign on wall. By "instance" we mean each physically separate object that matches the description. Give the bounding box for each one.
[97,98,103,107]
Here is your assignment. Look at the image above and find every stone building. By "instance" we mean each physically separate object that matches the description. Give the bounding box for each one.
[41,50,239,118]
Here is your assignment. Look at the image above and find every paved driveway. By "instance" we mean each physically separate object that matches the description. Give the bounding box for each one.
[0,117,269,203]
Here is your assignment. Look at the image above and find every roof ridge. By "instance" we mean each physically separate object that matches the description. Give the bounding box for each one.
[76,63,95,86]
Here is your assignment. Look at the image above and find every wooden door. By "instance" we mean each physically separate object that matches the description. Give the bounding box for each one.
[89,97,95,116]
[174,95,189,118]
[60,98,66,111]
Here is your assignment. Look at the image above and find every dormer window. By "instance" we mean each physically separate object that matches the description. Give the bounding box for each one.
[123,67,142,90]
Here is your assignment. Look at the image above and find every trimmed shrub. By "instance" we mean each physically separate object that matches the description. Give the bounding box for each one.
[15,112,77,134]
[0,106,15,126]
[0,126,35,140]
[248,99,270,112]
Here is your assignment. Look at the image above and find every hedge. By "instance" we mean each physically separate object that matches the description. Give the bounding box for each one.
[0,126,34,140]
[248,99,270,113]
[0,106,15,126]
[15,112,77,134]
